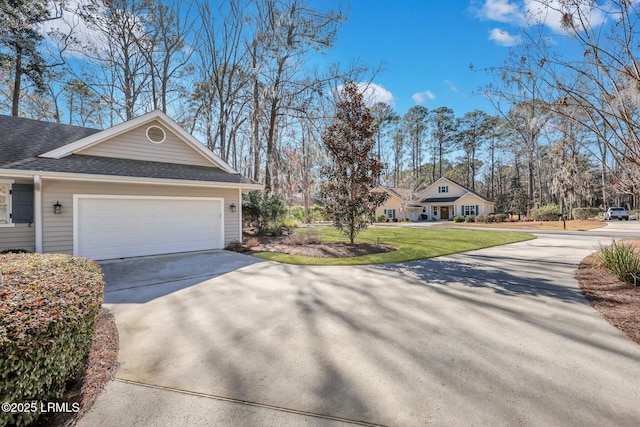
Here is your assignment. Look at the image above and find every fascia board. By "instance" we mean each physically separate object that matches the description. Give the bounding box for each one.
[0,168,263,190]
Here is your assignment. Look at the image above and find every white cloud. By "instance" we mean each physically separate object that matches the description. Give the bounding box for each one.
[475,0,609,35]
[476,0,524,24]
[523,0,607,33]
[334,82,394,107]
[44,0,109,58]
[356,82,395,106]
[412,90,436,104]
[489,27,522,46]
[443,80,458,93]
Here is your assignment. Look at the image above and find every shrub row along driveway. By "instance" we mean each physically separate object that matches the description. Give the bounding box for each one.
[80,224,640,427]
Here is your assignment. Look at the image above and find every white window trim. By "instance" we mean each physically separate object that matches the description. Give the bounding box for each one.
[462,205,477,216]
[0,180,15,227]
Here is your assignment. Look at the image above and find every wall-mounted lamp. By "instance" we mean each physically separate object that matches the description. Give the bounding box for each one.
[229,203,237,213]
[53,201,62,215]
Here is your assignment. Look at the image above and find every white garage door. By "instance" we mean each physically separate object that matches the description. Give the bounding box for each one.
[74,195,224,260]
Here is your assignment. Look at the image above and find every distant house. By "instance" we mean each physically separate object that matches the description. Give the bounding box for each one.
[372,186,422,221]
[0,111,261,259]
[375,177,495,221]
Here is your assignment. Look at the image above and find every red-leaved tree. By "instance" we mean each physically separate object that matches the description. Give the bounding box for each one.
[320,82,387,244]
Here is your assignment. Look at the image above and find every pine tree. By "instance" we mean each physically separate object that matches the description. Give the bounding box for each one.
[320,82,387,244]
[0,0,52,116]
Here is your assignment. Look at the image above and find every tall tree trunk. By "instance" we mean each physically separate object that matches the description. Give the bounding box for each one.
[264,97,279,193]
[438,138,443,178]
[12,48,23,116]
[490,136,495,199]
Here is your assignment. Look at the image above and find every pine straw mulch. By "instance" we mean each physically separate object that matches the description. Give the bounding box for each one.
[576,240,640,346]
[247,233,397,258]
[34,308,119,427]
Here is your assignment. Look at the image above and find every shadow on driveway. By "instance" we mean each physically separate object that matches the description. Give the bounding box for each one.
[100,250,265,304]
[375,255,587,303]
[92,240,640,426]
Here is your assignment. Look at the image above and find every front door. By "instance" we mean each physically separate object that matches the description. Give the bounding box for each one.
[441,206,449,220]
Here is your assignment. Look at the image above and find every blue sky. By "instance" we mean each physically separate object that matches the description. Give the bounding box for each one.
[314,0,560,117]
[46,0,584,121]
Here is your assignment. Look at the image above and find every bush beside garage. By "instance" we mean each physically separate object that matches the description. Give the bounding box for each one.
[0,253,104,427]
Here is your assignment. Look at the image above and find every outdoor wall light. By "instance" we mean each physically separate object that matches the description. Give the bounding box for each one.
[53,201,62,215]
[229,203,237,213]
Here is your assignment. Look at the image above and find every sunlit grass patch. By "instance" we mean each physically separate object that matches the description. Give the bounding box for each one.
[252,226,535,265]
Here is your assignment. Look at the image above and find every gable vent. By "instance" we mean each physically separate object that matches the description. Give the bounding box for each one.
[146,125,166,144]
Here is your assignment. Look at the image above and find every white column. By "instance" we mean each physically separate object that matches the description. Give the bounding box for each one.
[238,188,243,241]
[34,175,42,253]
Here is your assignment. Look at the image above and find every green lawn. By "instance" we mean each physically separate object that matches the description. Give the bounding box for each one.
[251,226,535,265]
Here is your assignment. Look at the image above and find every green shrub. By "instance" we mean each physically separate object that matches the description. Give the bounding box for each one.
[475,215,487,223]
[282,215,299,228]
[494,214,508,223]
[453,215,465,223]
[242,191,287,234]
[596,240,640,286]
[464,215,474,223]
[310,205,328,222]
[0,254,104,427]
[375,213,387,223]
[289,206,305,222]
[530,203,561,221]
[572,207,601,220]
[265,221,284,236]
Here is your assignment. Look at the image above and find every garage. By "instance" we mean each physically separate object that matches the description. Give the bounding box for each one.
[73,195,224,260]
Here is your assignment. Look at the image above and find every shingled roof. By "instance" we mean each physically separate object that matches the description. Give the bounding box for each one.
[0,115,101,165]
[9,155,257,184]
[0,114,259,186]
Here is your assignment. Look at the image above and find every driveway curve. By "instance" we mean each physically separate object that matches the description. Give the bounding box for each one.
[80,223,640,426]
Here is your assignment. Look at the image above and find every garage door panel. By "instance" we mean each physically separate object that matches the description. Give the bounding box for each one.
[75,196,223,260]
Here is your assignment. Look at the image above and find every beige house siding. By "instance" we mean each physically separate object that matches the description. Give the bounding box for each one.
[374,180,495,221]
[373,189,404,220]
[41,180,240,255]
[0,223,35,252]
[78,120,214,167]
[421,180,467,200]
[455,195,495,216]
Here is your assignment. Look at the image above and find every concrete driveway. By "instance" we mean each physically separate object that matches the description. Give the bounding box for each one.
[79,223,640,426]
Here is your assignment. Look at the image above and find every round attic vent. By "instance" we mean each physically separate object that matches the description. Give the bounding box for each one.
[146,125,166,144]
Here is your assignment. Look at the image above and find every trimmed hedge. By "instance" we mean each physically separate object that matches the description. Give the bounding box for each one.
[572,207,601,220]
[0,254,104,427]
[530,203,561,221]
[375,213,387,223]
[475,214,508,224]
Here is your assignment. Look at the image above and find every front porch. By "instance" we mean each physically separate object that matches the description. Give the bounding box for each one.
[408,204,456,221]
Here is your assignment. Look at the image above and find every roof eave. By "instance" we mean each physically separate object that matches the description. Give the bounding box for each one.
[0,168,263,190]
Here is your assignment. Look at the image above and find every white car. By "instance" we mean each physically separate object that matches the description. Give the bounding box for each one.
[604,207,629,220]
